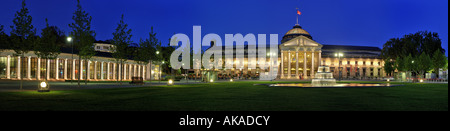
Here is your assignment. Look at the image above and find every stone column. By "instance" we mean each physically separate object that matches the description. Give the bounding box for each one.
[118,64,121,80]
[280,51,284,78]
[288,51,291,78]
[17,56,20,79]
[55,58,59,80]
[101,62,104,80]
[6,55,10,79]
[107,62,110,80]
[303,51,307,79]
[134,64,137,77]
[80,60,83,80]
[113,63,116,80]
[64,59,67,79]
[319,51,322,66]
[27,56,31,79]
[72,59,75,80]
[142,65,145,80]
[37,58,40,80]
[87,60,90,80]
[311,51,315,78]
[129,64,132,79]
[295,51,299,78]
[47,59,50,80]
[123,64,127,80]
[94,61,97,80]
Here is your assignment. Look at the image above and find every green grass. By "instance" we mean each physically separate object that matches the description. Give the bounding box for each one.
[0,81,447,111]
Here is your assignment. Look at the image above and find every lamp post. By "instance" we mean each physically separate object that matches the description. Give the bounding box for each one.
[67,37,73,84]
[182,63,187,83]
[156,50,160,83]
[160,61,164,83]
[335,52,343,81]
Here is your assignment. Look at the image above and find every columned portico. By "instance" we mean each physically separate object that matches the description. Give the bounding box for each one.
[279,25,323,80]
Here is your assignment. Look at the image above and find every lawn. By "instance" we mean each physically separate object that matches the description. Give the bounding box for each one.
[0,81,447,111]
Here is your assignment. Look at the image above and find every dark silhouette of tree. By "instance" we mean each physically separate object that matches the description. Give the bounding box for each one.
[0,25,10,50]
[69,0,96,86]
[431,50,446,78]
[135,27,159,82]
[111,14,132,85]
[10,0,37,90]
[381,31,445,79]
[35,18,65,80]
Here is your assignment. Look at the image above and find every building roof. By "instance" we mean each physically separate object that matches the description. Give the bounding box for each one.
[281,25,313,43]
[322,45,381,51]
[285,25,310,36]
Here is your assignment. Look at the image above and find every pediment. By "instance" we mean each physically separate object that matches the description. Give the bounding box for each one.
[280,35,322,48]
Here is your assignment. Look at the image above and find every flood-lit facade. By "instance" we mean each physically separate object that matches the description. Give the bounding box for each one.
[192,24,386,80]
[0,42,160,81]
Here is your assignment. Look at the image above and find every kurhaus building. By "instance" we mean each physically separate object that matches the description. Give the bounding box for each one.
[0,24,385,81]
[195,24,386,80]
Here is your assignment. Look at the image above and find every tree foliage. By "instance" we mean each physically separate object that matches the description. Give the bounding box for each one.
[383,59,394,77]
[431,50,446,77]
[413,53,432,78]
[135,27,158,65]
[381,31,444,59]
[111,14,132,84]
[68,0,96,86]
[69,0,96,60]
[112,14,132,62]
[0,25,9,50]
[10,0,36,56]
[35,18,65,60]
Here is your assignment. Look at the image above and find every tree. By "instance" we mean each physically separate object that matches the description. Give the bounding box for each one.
[10,0,37,90]
[135,27,158,82]
[111,14,132,85]
[381,31,445,79]
[35,18,65,80]
[0,25,10,50]
[383,59,394,77]
[69,0,96,86]
[431,50,446,78]
[414,53,432,79]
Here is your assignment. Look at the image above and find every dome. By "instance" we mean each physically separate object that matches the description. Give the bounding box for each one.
[281,25,313,44]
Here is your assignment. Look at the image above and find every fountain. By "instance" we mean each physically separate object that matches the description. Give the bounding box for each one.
[311,66,336,86]
[267,66,401,88]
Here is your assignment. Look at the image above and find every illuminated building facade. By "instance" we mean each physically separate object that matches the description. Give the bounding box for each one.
[0,41,160,81]
[193,24,386,80]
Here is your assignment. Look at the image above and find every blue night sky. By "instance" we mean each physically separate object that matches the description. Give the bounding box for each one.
[0,0,448,56]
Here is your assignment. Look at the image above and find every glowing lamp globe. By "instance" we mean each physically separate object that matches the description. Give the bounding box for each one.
[168,79,174,86]
[38,81,50,92]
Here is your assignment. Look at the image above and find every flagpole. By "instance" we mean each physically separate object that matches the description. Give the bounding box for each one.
[296,7,299,25]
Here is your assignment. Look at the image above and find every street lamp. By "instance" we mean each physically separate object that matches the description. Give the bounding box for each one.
[67,37,73,84]
[168,79,174,86]
[38,81,50,92]
[335,52,344,81]
[156,51,159,55]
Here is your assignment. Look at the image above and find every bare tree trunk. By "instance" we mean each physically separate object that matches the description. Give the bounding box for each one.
[85,59,88,85]
[20,55,23,90]
[149,61,152,85]
[78,56,81,87]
